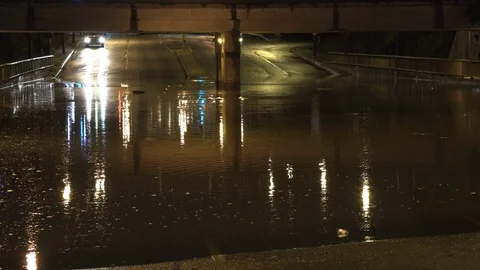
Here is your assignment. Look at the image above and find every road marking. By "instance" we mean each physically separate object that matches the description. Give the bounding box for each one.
[254,51,289,78]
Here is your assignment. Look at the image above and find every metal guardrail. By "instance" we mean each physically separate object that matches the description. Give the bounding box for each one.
[323,52,480,79]
[0,55,53,83]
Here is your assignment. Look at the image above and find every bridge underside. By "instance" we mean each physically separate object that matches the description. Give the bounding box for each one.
[0,2,476,89]
[0,3,476,33]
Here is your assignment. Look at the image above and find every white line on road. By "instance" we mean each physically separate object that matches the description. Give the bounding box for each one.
[254,51,289,78]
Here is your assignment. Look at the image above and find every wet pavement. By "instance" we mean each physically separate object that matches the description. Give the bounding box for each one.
[94,233,480,270]
[1,34,480,269]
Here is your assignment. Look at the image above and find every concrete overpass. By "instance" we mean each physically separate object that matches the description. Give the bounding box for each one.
[0,1,476,33]
[0,0,477,88]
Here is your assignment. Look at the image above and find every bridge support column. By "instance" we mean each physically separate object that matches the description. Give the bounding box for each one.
[219,28,241,90]
[215,33,222,89]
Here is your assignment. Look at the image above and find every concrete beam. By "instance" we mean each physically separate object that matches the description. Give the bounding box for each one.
[35,5,130,32]
[0,3,475,33]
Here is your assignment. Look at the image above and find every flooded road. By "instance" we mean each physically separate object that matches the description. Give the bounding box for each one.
[1,35,480,269]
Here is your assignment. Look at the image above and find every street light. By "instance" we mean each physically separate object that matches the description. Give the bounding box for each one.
[217,37,223,44]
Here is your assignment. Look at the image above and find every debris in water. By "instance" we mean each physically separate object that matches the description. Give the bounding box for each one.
[337,228,349,238]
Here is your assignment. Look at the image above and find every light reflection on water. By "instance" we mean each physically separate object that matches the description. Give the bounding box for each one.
[1,78,480,269]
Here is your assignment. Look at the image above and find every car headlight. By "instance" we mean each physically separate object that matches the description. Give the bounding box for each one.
[84,37,91,43]
[99,37,105,43]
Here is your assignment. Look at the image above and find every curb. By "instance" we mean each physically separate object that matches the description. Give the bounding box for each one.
[254,51,289,78]
[53,40,82,79]
[174,50,191,79]
[187,45,211,78]
[291,48,341,76]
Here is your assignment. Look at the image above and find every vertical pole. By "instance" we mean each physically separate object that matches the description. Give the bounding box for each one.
[313,33,318,58]
[220,29,241,90]
[61,33,66,55]
[215,33,222,90]
[72,32,76,44]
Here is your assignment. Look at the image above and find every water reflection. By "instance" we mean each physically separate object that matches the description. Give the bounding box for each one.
[178,97,188,146]
[63,177,71,207]
[319,160,327,217]
[10,83,54,114]
[268,156,275,199]
[120,94,132,146]
[3,75,480,269]
[359,112,373,231]
[26,251,37,270]
[286,164,294,179]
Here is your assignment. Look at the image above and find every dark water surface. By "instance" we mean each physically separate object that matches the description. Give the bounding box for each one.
[1,78,480,269]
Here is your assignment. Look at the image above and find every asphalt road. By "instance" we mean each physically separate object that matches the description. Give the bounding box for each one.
[58,33,327,89]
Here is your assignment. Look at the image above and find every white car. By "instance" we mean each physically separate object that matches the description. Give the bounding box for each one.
[84,34,106,48]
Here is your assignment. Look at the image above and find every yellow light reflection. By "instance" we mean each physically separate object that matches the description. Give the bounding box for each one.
[66,100,75,144]
[360,138,372,231]
[361,171,371,219]
[240,100,244,148]
[319,160,327,216]
[178,98,188,146]
[168,102,172,136]
[286,164,293,179]
[26,251,37,270]
[62,178,71,207]
[219,113,224,152]
[94,167,106,200]
[268,156,274,198]
[122,95,131,146]
[25,213,38,270]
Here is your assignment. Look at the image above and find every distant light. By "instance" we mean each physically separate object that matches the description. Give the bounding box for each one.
[239,37,243,43]
[217,37,223,44]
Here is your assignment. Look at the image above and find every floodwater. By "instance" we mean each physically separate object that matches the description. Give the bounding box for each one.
[1,74,480,269]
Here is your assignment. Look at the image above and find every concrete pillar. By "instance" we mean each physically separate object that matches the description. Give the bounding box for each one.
[219,26,241,90]
[215,33,222,89]
[222,91,242,170]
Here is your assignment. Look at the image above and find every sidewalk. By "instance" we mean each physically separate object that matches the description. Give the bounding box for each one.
[291,47,342,76]
[294,47,480,85]
[45,34,81,80]
[161,35,210,81]
[90,233,480,270]
[174,46,210,81]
